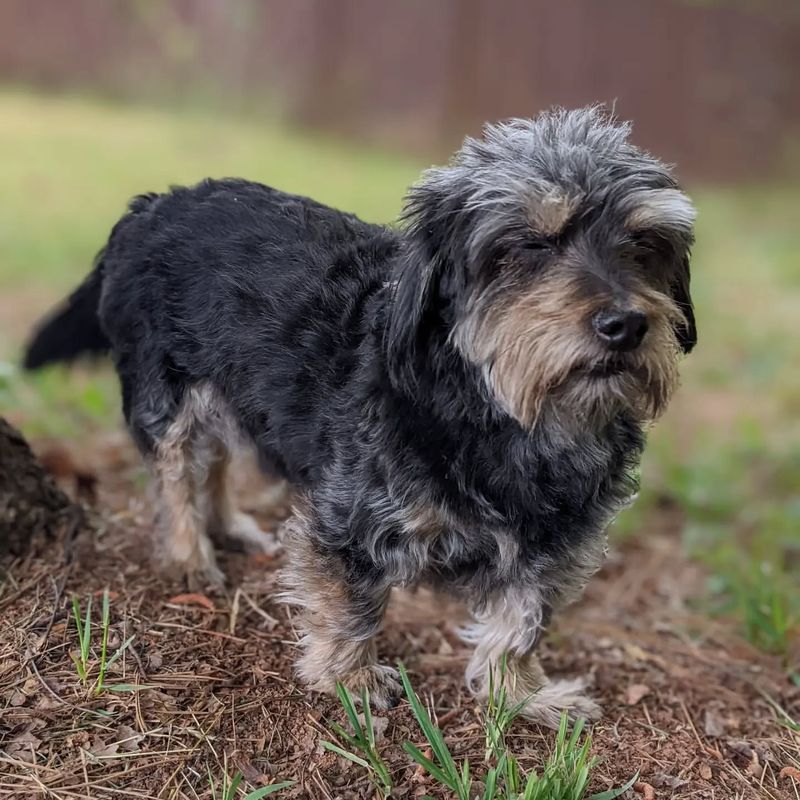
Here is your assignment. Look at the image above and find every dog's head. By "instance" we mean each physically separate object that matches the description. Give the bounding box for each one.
[387,106,696,429]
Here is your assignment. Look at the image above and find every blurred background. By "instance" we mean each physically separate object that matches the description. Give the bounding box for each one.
[0,1,798,661]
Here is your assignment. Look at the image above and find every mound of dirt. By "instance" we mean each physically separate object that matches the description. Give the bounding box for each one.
[0,418,81,558]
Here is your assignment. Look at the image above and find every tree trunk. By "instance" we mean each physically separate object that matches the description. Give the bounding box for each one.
[0,416,77,557]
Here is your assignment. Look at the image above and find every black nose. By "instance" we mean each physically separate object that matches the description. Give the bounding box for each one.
[593,309,649,351]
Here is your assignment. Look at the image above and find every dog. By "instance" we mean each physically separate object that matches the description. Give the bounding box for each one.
[25,106,696,726]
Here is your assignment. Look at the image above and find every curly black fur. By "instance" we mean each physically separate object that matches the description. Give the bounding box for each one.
[25,107,696,722]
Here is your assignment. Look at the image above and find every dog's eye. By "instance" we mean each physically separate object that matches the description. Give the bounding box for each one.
[626,235,660,265]
[520,241,552,254]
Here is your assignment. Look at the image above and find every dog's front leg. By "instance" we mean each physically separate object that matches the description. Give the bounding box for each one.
[281,504,401,709]
[463,585,599,728]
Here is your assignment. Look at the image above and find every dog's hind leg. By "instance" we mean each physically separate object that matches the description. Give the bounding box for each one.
[154,405,223,588]
[202,444,281,556]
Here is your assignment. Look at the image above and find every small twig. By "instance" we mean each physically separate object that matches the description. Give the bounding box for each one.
[680,699,706,750]
[27,650,100,716]
[79,746,91,800]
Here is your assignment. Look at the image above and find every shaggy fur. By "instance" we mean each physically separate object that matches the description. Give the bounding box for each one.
[25,106,696,725]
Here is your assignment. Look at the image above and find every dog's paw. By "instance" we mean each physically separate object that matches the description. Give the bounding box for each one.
[338,664,403,710]
[517,678,600,729]
[167,559,226,591]
[165,539,226,590]
[187,563,226,591]
[215,512,282,556]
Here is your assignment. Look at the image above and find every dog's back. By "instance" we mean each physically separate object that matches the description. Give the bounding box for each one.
[112,180,400,471]
[28,178,399,481]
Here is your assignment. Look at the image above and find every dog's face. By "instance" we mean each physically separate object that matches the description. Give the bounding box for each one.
[389,107,696,428]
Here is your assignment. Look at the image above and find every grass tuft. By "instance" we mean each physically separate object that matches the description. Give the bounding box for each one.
[321,682,393,797]
[325,661,638,800]
[69,588,135,695]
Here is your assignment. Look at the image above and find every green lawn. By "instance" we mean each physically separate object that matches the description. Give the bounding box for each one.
[1,90,797,660]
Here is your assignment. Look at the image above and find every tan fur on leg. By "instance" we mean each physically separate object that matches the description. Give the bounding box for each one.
[281,509,399,708]
[463,588,599,728]
[155,422,222,586]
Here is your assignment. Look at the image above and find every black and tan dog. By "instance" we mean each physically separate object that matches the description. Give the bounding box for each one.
[25,107,696,726]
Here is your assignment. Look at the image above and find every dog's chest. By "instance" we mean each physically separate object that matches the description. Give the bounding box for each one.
[363,489,526,588]
[357,414,641,589]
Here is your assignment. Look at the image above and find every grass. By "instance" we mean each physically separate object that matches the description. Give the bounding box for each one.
[323,662,638,800]
[69,589,135,695]
[0,87,797,661]
[0,89,419,297]
[321,683,394,796]
[615,428,800,658]
[206,759,293,799]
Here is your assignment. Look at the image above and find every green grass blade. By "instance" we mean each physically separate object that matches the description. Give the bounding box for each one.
[324,683,393,796]
[326,721,360,749]
[482,760,501,800]
[243,783,294,799]
[362,687,375,748]
[207,764,218,800]
[104,683,157,692]
[567,714,585,749]
[505,750,521,795]
[573,764,591,798]
[398,664,457,778]
[321,740,373,771]
[82,595,93,659]
[70,652,87,681]
[460,757,471,795]
[71,596,83,645]
[587,772,639,800]
[104,634,136,670]
[70,596,91,683]
[334,682,365,740]
[102,588,110,627]
[402,742,456,789]
[779,715,800,732]
[225,771,243,800]
[71,596,86,665]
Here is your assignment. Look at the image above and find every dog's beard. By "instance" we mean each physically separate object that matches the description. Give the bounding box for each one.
[452,281,684,430]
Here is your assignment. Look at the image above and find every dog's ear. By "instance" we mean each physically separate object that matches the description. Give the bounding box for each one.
[385,249,443,388]
[386,178,466,387]
[670,252,697,353]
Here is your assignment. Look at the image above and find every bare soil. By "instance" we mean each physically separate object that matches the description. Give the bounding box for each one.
[1,432,798,799]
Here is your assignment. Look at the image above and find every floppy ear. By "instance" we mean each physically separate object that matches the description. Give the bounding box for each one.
[670,253,697,353]
[385,246,445,388]
[385,178,466,388]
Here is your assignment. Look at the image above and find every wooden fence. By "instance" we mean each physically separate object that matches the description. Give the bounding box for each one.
[0,0,797,180]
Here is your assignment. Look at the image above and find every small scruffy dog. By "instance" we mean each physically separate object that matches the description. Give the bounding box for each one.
[26,107,696,725]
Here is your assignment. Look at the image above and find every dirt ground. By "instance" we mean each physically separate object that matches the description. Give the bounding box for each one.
[1,432,798,800]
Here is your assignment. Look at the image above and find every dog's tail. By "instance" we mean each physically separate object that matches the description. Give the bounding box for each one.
[24,191,163,370]
[23,252,109,369]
